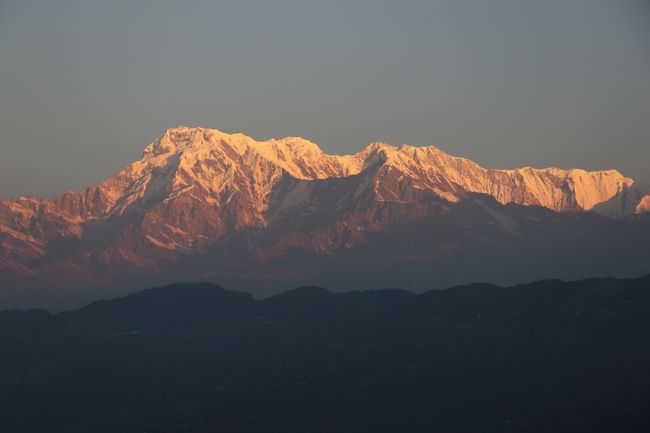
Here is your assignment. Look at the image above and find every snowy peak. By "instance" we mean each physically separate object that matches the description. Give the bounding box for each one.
[344,140,633,213]
[32,126,643,220]
[592,183,650,218]
[137,125,634,213]
[0,125,648,307]
[141,126,361,181]
[0,125,642,232]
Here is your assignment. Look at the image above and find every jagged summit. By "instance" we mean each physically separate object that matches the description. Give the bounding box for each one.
[0,125,643,229]
[0,125,648,309]
[133,125,635,213]
[0,125,643,226]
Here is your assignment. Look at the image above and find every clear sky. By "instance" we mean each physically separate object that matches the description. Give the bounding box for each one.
[0,0,648,198]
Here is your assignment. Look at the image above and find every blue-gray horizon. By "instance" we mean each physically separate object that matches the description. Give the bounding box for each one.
[1,0,649,199]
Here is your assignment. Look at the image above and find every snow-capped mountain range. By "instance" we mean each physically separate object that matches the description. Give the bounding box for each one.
[1,126,649,309]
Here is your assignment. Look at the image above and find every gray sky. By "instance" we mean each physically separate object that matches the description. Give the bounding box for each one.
[1,0,649,198]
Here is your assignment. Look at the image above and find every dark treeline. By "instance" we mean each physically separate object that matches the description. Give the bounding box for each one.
[1,275,650,432]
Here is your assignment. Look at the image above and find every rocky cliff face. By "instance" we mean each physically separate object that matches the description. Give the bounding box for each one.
[0,126,647,308]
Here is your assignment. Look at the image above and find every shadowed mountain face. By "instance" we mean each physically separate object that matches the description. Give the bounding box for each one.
[1,126,649,309]
[1,275,650,433]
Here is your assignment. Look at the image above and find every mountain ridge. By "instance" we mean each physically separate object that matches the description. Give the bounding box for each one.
[1,125,649,309]
[4,125,641,216]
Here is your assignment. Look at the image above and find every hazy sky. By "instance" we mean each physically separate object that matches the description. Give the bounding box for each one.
[0,0,648,198]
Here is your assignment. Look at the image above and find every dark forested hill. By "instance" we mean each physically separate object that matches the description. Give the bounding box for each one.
[2,275,650,432]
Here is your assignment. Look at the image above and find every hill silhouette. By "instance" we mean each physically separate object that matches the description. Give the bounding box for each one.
[1,275,650,432]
